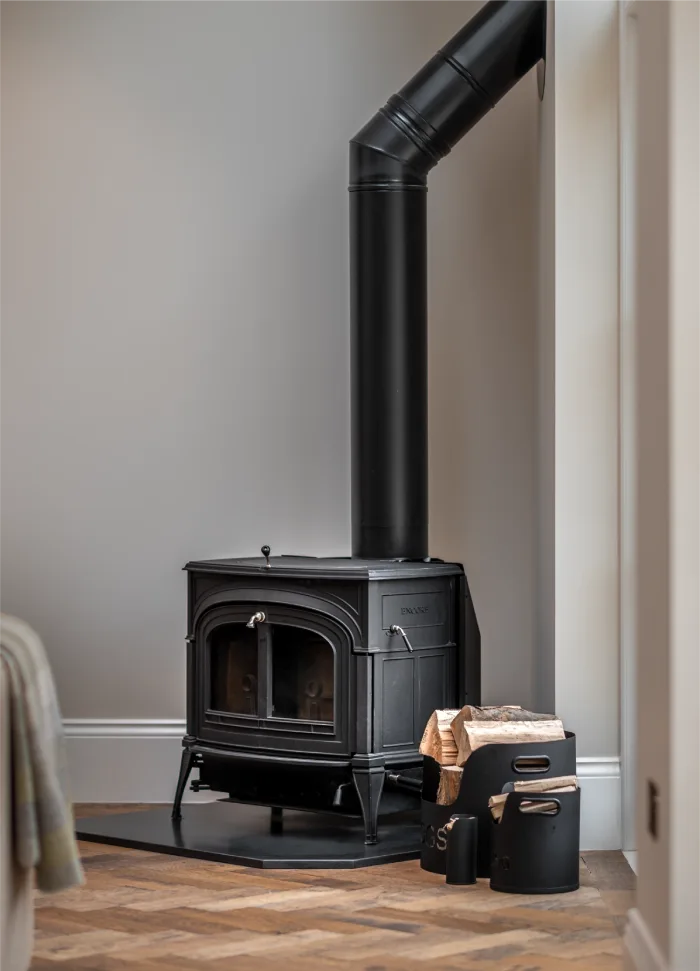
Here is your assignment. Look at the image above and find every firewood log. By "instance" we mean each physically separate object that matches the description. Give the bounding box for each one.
[511,774,576,793]
[419,709,460,765]
[489,791,576,821]
[488,775,577,821]
[436,766,464,806]
[465,705,523,719]
[452,718,565,767]
[450,706,555,741]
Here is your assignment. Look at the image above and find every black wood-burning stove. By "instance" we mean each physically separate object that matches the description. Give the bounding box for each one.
[170,0,545,854]
[173,552,480,844]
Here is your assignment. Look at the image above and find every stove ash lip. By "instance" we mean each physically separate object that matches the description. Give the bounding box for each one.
[349,0,546,562]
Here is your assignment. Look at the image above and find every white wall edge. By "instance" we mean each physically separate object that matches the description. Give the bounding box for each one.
[618,0,640,859]
[64,721,622,849]
[624,908,669,971]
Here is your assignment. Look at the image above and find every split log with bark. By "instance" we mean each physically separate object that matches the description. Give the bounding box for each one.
[436,765,464,806]
[419,709,461,765]
[451,718,565,767]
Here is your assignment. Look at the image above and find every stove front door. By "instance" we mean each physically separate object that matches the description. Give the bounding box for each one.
[196,604,351,756]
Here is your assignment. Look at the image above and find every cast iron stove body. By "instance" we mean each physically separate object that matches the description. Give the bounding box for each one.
[173,553,480,844]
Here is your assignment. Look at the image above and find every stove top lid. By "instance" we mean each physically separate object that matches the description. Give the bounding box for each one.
[184,554,464,581]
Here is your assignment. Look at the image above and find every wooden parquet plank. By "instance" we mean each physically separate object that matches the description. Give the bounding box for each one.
[395,927,551,961]
[534,936,624,960]
[31,909,100,938]
[132,871,296,891]
[73,958,204,971]
[299,926,418,962]
[317,908,425,933]
[489,905,617,932]
[598,889,636,918]
[199,957,358,971]
[352,905,514,935]
[177,904,380,936]
[46,905,235,936]
[581,853,636,892]
[32,929,134,962]
[175,927,344,960]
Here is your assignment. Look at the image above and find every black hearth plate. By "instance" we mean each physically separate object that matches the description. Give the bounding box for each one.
[76,802,422,869]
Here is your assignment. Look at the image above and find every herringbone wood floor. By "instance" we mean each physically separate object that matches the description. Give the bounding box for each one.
[31,805,635,971]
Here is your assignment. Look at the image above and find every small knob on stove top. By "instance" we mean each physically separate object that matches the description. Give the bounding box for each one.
[261,545,271,568]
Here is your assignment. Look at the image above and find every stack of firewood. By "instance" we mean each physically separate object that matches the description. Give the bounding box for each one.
[419,705,568,806]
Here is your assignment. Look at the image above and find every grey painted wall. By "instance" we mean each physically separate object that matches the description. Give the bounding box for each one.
[1,1,539,718]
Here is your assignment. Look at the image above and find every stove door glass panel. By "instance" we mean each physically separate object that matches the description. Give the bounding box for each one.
[210,623,258,715]
[271,626,334,723]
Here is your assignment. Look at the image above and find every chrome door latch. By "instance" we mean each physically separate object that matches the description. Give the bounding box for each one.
[246,611,266,628]
[387,624,413,652]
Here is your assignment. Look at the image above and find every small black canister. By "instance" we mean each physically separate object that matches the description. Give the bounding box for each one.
[445,814,478,885]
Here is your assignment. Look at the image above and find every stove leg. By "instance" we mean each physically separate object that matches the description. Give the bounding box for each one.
[352,756,385,845]
[171,747,195,820]
[270,807,283,834]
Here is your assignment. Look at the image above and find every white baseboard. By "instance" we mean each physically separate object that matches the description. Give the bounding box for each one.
[577,755,622,850]
[64,720,216,805]
[624,908,668,971]
[64,721,622,849]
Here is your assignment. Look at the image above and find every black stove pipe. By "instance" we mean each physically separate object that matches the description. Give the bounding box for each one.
[350,0,545,561]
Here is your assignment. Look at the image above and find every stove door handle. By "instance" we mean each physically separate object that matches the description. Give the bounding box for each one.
[388,624,413,652]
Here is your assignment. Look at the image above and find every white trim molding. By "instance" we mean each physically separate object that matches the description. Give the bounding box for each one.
[63,720,622,849]
[624,908,668,971]
[64,719,214,806]
[577,755,621,779]
[63,719,186,738]
[577,756,622,851]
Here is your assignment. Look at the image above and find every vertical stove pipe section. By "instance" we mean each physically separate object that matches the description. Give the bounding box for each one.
[350,0,545,560]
